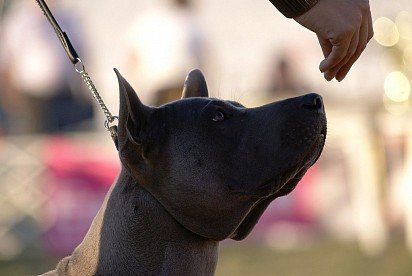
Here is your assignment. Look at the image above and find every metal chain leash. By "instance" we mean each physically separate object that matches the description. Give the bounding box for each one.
[34,0,119,149]
[74,59,118,147]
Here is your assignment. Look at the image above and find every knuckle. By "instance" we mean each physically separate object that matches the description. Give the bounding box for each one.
[344,25,357,37]
[332,28,354,42]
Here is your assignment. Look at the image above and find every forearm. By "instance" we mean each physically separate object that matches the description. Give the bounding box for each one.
[268,0,319,18]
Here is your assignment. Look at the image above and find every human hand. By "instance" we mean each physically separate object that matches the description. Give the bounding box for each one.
[295,0,373,81]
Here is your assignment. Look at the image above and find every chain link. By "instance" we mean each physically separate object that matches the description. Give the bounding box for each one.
[75,59,114,123]
[74,59,119,149]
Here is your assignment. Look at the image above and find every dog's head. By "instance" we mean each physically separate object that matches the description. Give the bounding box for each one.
[115,69,326,241]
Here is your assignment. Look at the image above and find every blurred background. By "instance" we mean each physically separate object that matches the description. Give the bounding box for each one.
[0,0,412,275]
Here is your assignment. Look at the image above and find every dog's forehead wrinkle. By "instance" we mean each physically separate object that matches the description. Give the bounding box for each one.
[164,98,212,116]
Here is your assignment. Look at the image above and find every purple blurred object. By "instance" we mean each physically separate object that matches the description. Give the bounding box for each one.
[41,137,119,256]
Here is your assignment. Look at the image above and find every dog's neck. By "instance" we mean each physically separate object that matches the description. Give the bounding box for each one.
[53,168,218,275]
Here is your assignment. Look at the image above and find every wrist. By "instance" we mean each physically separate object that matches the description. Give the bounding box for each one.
[269,0,320,18]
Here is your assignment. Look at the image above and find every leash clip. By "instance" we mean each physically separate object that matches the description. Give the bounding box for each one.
[105,116,119,150]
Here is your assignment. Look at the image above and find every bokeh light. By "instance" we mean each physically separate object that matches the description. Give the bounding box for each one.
[396,11,412,41]
[384,71,411,102]
[374,17,400,47]
[383,95,410,115]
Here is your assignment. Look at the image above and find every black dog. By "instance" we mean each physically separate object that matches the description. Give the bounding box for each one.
[43,69,326,275]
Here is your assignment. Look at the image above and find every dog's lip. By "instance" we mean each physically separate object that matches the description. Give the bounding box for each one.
[251,129,326,197]
[231,122,326,239]
[229,122,327,198]
[273,132,326,196]
[238,132,326,198]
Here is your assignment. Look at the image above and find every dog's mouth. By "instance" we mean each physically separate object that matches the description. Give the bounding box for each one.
[274,126,326,197]
[249,123,327,198]
[230,124,326,240]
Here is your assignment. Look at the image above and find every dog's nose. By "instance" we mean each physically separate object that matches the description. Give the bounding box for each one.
[300,93,324,113]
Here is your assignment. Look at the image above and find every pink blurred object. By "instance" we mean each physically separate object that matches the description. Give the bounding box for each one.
[41,137,120,256]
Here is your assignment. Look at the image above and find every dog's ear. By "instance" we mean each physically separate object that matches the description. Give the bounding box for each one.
[114,69,151,152]
[181,69,209,98]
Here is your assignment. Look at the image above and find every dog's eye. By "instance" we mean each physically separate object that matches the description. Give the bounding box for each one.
[212,111,225,122]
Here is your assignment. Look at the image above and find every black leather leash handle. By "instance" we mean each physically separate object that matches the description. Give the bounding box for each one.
[35,0,79,64]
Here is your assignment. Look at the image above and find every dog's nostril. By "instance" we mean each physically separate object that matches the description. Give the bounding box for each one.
[301,93,324,112]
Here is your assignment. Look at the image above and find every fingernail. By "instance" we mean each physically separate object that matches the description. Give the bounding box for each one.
[324,72,333,81]
[336,73,346,82]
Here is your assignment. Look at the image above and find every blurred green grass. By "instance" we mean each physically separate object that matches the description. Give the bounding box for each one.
[216,239,412,276]
[0,239,411,275]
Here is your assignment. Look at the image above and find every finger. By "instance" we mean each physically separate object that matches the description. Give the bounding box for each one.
[319,31,352,73]
[335,17,369,81]
[317,34,333,58]
[325,29,359,81]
